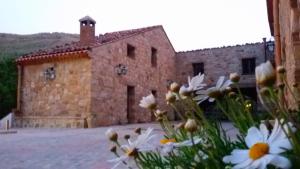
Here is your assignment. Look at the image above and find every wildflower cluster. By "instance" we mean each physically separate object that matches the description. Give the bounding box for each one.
[106,61,300,169]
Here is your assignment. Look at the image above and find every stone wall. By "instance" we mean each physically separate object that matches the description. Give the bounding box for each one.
[90,27,176,125]
[16,57,91,128]
[277,0,300,108]
[175,43,265,87]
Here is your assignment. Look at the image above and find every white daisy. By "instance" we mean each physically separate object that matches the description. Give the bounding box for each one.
[108,128,156,169]
[255,61,276,87]
[223,119,294,169]
[139,94,157,110]
[179,73,206,98]
[105,128,118,142]
[165,90,177,103]
[188,73,206,91]
[158,137,203,155]
[194,76,232,103]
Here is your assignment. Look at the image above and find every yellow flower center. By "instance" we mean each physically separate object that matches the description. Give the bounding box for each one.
[249,143,269,160]
[160,138,176,144]
[126,148,138,157]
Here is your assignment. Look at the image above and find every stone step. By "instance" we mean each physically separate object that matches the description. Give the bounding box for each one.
[0,130,17,134]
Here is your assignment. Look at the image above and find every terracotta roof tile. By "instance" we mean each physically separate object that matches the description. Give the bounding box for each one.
[17,25,162,64]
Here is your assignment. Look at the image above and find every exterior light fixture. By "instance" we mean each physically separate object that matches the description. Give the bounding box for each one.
[266,41,275,52]
[263,38,275,62]
[44,67,56,80]
[115,64,128,76]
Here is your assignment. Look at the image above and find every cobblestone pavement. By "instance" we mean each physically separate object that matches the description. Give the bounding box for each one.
[0,122,236,169]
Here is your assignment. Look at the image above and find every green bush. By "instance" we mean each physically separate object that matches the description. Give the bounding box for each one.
[0,56,17,119]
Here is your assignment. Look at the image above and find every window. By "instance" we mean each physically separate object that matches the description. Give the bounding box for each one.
[192,62,204,76]
[127,86,135,123]
[151,47,157,67]
[127,44,135,58]
[242,58,256,75]
[151,90,157,97]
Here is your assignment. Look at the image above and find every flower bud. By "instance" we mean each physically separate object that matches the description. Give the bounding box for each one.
[207,88,222,99]
[255,61,276,87]
[124,134,130,140]
[105,128,118,142]
[175,122,185,130]
[230,72,240,83]
[179,85,192,97]
[277,83,285,90]
[170,82,180,93]
[156,117,164,122]
[276,66,285,74]
[184,119,198,133]
[166,91,176,103]
[110,145,117,153]
[293,83,298,88]
[259,87,270,97]
[228,91,237,98]
[134,128,141,135]
[155,109,167,117]
[126,148,138,157]
[224,86,232,93]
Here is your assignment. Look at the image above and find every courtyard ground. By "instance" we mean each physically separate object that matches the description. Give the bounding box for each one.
[0,122,236,169]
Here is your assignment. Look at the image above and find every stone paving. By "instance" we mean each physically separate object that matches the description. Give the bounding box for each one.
[0,122,236,169]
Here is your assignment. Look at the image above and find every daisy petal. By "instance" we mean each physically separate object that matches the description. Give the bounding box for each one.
[245,127,264,147]
[221,80,232,90]
[232,159,252,169]
[216,76,225,88]
[223,149,249,164]
[209,98,215,102]
[269,138,292,154]
[259,123,269,142]
[269,155,292,169]
[111,161,122,169]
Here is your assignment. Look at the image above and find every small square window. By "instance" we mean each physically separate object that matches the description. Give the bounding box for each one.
[127,44,135,58]
[151,47,157,67]
[192,62,204,76]
[242,58,256,75]
[151,90,157,97]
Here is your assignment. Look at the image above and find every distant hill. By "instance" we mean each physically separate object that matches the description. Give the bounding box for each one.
[0,32,79,58]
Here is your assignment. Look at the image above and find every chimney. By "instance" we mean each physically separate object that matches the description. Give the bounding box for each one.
[79,16,96,45]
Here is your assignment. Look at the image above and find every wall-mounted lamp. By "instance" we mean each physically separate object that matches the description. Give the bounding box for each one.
[266,41,275,52]
[115,64,128,76]
[44,67,56,80]
[263,38,275,62]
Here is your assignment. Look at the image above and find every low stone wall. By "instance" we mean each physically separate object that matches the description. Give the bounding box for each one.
[0,113,14,129]
[14,116,86,128]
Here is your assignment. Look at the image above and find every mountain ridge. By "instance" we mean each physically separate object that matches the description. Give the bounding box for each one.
[0,32,79,58]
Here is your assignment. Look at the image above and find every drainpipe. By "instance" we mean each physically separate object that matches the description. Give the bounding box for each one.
[263,37,267,62]
[273,0,281,66]
[16,65,22,112]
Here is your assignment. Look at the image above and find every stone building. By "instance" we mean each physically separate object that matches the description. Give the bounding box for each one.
[176,43,270,114]
[15,16,176,128]
[266,0,300,108]
[15,16,269,128]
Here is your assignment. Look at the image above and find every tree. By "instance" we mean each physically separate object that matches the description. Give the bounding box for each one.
[0,57,17,119]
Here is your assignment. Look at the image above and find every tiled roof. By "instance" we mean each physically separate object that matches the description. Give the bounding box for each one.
[16,25,162,64]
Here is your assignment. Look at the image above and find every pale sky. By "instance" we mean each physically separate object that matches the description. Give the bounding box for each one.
[0,0,271,51]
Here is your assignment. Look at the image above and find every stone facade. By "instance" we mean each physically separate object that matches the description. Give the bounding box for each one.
[267,0,300,108]
[15,16,269,128]
[176,43,266,88]
[16,16,175,128]
[16,57,91,128]
[90,28,176,125]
